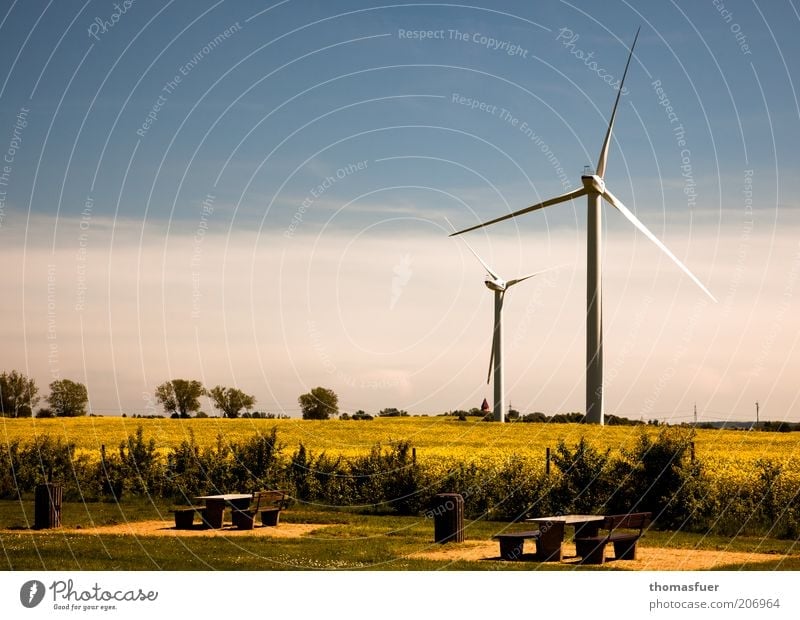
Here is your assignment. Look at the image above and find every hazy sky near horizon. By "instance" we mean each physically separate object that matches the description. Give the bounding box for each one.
[1,1,798,421]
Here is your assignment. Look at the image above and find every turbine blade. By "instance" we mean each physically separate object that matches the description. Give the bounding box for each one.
[506,274,537,287]
[595,27,640,178]
[506,264,565,287]
[602,188,717,302]
[445,217,501,280]
[450,188,588,237]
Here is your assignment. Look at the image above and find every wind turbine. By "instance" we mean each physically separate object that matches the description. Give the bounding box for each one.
[450,29,716,425]
[449,220,553,423]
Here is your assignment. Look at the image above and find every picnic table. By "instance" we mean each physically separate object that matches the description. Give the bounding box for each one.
[524,514,604,561]
[194,494,253,529]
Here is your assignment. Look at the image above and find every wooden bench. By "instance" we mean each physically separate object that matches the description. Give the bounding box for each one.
[172,506,207,530]
[231,490,291,529]
[492,529,541,560]
[574,512,651,564]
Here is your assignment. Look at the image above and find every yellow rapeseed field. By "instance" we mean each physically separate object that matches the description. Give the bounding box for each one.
[3,416,799,467]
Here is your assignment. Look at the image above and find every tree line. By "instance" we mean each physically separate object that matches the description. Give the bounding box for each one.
[0,370,339,420]
[0,370,87,418]
[0,370,261,419]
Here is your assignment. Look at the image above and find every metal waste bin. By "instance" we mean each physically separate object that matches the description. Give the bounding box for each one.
[34,483,62,529]
[431,493,464,543]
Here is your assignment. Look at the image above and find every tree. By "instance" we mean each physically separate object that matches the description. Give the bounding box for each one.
[47,379,88,417]
[298,387,338,420]
[208,385,256,418]
[0,370,40,417]
[154,379,205,418]
[378,407,408,417]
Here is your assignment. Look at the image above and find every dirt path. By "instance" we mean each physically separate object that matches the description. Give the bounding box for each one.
[6,520,333,538]
[407,540,789,570]
[9,523,792,569]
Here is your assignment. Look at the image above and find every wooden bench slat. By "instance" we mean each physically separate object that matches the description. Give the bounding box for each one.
[231,490,290,529]
[493,530,541,560]
[574,512,651,564]
[492,530,541,540]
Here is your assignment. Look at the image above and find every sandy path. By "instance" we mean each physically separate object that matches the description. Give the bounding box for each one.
[6,520,333,538]
[8,523,792,569]
[407,540,790,570]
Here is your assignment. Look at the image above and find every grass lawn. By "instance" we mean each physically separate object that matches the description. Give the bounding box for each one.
[2,498,798,571]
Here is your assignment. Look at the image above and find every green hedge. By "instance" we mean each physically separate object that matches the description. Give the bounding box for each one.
[1,425,798,538]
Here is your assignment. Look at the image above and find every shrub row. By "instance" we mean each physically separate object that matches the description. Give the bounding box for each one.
[1,426,798,538]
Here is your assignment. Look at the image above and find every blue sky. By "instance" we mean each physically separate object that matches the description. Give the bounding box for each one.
[1,0,799,421]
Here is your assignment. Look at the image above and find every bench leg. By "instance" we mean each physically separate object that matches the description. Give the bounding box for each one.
[613,539,638,560]
[536,521,564,562]
[235,512,256,530]
[174,511,195,530]
[231,509,245,529]
[498,538,525,561]
[261,509,280,526]
[202,504,224,529]
[575,539,595,559]
[578,541,607,565]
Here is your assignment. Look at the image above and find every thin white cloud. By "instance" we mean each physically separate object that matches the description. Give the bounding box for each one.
[1,210,798,421]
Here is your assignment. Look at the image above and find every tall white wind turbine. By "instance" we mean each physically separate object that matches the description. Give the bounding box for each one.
[449,222,553,423]
[450,29,716,425]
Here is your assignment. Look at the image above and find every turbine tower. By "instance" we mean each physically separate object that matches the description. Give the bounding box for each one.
[450,29,716,425]
[450,223,552,422]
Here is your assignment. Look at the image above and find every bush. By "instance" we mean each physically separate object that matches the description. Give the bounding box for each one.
[118,426,163,497]
[355,441,428,515]
[378,408,408,417]
[164,430,206,499]
[229,428,284,491]
[521,412,547,423]
[486,456,552,522]
[0,440,20,498]
[14,436,84,499]
[289,443,354,505]
[197,435,237,494]
[551,437,613,514]
[609,427,701,530]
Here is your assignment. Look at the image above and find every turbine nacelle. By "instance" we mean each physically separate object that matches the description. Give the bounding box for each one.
[484,278,506,292]
[447,217,558,423]
[581,175,606,194]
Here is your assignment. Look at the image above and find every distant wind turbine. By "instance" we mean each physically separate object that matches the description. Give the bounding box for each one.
[450,28,716,425]
[448,219,555,423]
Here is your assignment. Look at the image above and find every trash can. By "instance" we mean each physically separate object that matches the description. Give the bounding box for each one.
[431,493,464,543]
[34,483,62,529]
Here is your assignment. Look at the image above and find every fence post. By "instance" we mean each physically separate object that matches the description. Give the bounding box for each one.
[690,441,695,463]
[546,447,551,476]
